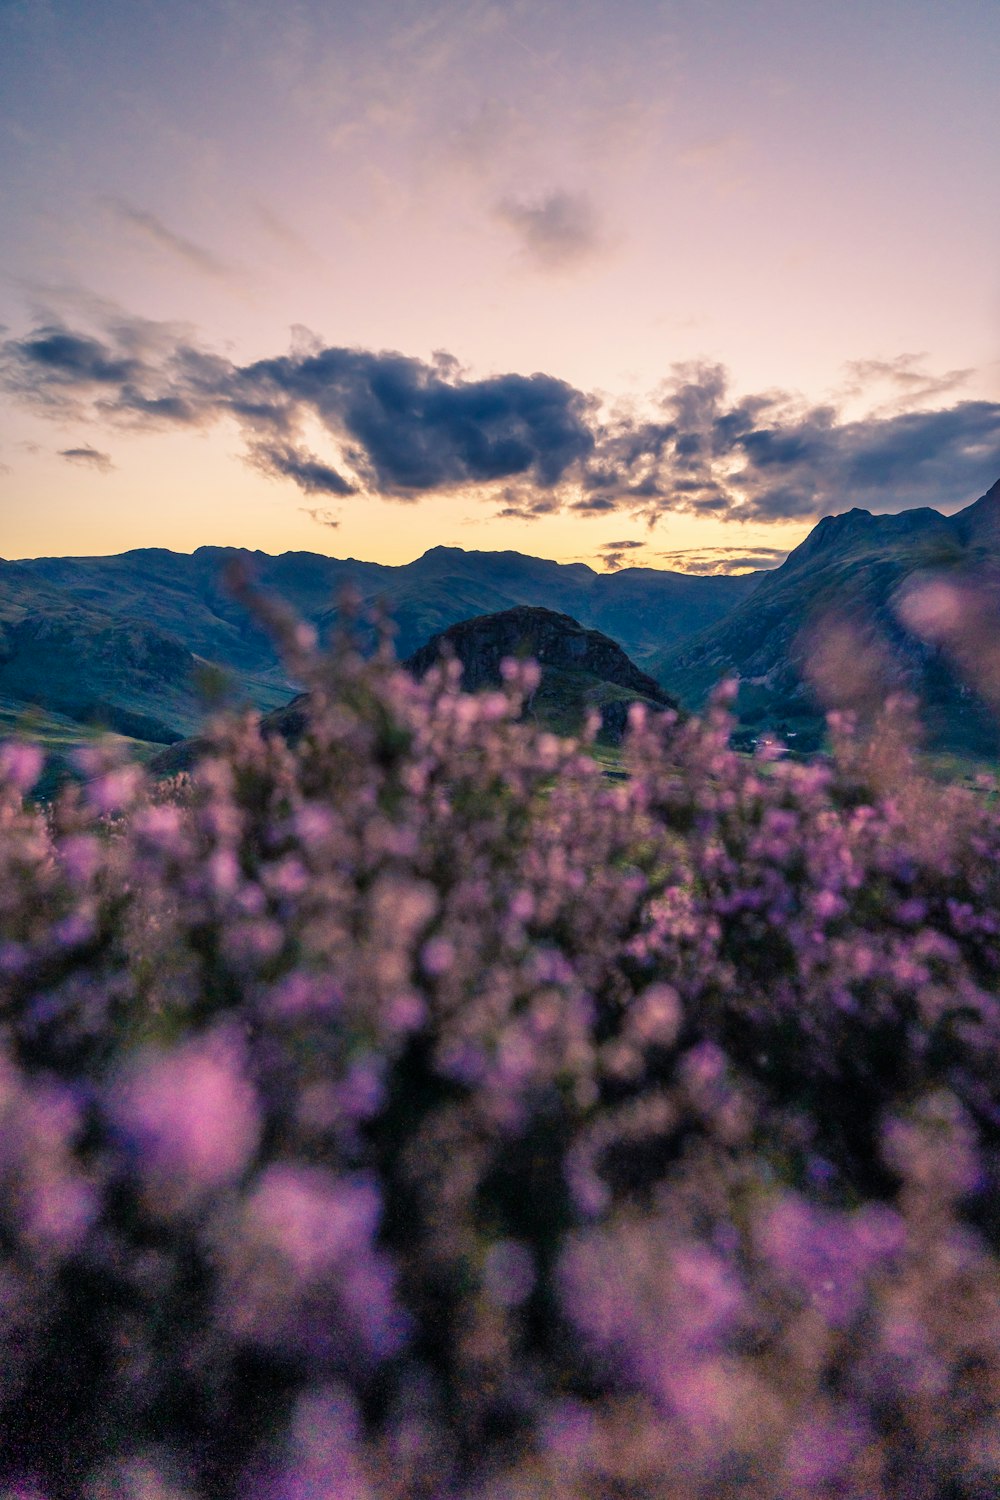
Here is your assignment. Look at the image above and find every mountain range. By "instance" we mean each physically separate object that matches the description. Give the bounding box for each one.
[0,542,756,745]
[2,475,999,765]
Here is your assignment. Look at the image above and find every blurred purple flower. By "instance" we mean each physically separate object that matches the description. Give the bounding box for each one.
[483,1239,536,1308]
[0,740,43,794]
[109,1027,260,1202]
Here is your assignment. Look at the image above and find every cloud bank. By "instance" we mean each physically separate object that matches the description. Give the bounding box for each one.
[2,316,998,525]
[654,545,789,576]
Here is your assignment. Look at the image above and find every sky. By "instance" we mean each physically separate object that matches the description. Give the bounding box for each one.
[0,0,998,574]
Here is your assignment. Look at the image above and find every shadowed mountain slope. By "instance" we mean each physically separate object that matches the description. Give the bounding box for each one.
[0,560,205,743]
[653,478,1000,754]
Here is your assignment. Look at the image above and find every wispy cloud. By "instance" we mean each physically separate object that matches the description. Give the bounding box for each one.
[599,538,645,571]
[250,441,355,496]
[654,545,787,575]
[300,505,340,528]
[838,353,973,413]
[103,198,234,280]
[58,443,113,472]
[2,313,998,524]
[250,202,326,269]
[495,189,606,272]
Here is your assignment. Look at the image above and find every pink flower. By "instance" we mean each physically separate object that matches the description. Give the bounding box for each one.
[0,740,43,794]
[783,1407,870,1489]
[246,1166,380,1282]
[110,1027,260,1201]
[85,765,142,814]
[631,982,682,1046]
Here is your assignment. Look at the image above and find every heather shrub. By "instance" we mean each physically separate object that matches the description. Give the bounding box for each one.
[1,604,999,1498]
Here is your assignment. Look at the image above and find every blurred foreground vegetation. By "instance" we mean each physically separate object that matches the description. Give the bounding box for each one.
[1,607,1000,1498]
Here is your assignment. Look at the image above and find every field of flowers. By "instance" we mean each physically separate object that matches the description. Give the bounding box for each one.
[1,597,1000,1499]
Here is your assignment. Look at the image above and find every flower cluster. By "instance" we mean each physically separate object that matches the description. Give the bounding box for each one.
[1,610,1000,1498]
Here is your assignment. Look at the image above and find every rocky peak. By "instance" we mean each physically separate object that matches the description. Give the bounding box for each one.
[782,503,960,572]
[953,476,1000,546]
[782,508,875,567]
[404,605,674,704]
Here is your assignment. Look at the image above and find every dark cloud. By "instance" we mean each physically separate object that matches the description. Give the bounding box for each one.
[2,315,998,525]
[731,399,1000,520]
[250,441,355,495]
[0,321,214,424]
[570,495,618,513]
[599,538,645,571]
[495,190,604,272]
[0,319,596,498]
[493,491,562,521]
[840,402,1000,492]
[597,362,1000,522]
[8,327,142,412]
[494,505,538,520]
[238,346,598,494]
[103,199,234,280]
[59,444,113,472]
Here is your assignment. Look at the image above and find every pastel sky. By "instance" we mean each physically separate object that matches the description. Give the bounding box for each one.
[1,0,998,572]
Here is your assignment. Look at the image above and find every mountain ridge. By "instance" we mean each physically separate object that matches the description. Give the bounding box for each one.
[654,476,1000,754]
[5,476,1000,764]
[0,542,760,753]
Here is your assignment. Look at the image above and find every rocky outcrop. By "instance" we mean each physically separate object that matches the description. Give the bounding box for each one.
[404,606,678,742]
[150,608,679,773]
[405,606,673,701]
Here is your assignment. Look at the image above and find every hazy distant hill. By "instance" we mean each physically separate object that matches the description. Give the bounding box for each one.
[8,542,760,666]
[655,477,1000,755]
[325,545,761,663]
